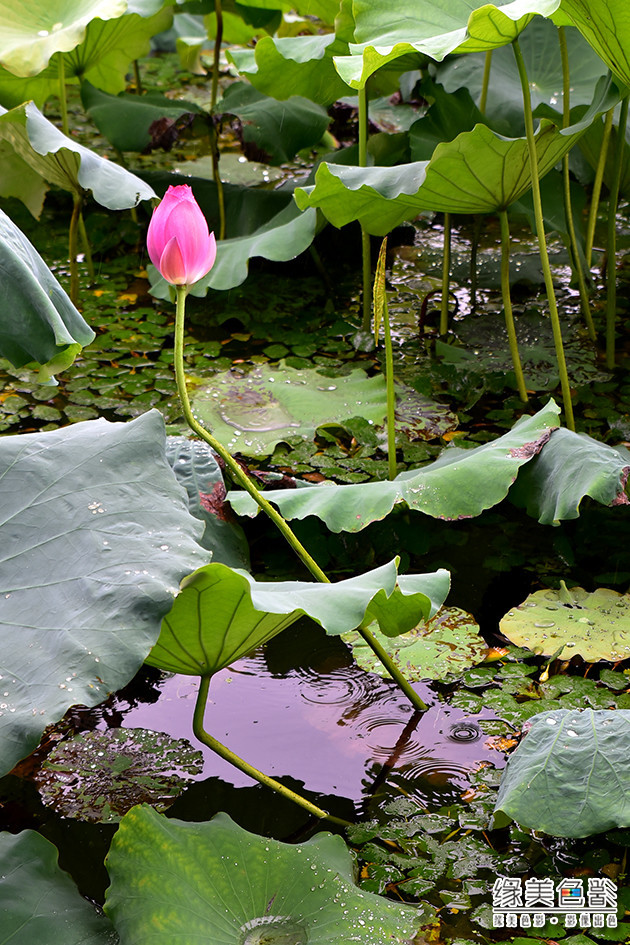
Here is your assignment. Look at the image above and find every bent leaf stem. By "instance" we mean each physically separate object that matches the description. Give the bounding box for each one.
[498,210,528,402]
[193,674,351,826]
[174,287,429,713]
[512,39,575,431]
[606,94,629,369]
[558,27,595,341]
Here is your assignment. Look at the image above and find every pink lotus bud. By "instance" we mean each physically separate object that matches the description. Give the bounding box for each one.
[147,184,217,286]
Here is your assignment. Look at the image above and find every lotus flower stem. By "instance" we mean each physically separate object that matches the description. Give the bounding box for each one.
[479,50,492,115]
[558,27,596,342]
[440,212,451,334]
[57,53,69,137]
[174,286,429,713]
[193,674,351,825]
[358,85,372,331]
[498,210,528,402]
[606,94,628,369]
[585,107,613,269]
[512,38,575,431]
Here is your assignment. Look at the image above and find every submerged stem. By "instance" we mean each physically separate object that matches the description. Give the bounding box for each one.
[558,27,596,342]
[358,85,372,331]
[174,287,429,713]
[606,95,629,369]
[585,108,613,269]
[193,675,350,825]
[512,38,575,431]
[498,210,528,402]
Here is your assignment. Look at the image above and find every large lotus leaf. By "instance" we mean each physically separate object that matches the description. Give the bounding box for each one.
[147,559,450,675]
[81,81,206,152]
[0,830,115,944]
[165,435,250,570]
[332,0,561,89]
[105,806,421,943]
[407,76,489,162]
[0,207,94,382]
[0,142,48,216]
[219,82,330,165]
[559,0,630,88]
[189,361,387,455]
[499,584,630,661]
[509,426,630,524]
[0,0,126,77]
[149,200,318,296]
[494,708,630,837]
[578,101,630,197]
[0,411,205,778]
[295,118,595,233]
[437,17,611,136]
[343,606,487,681]
[0,101,156,208]
[228,33,351,105]
[229,399,561,532]
[37,728,204,822]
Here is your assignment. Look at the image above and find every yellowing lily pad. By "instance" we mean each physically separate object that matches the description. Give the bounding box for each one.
[343,607,488,681]
[500,584,630,662]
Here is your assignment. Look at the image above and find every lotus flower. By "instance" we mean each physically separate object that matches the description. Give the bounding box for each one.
[147,185,217,286]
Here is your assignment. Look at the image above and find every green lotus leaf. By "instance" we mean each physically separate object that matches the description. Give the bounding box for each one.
[0,0,127,77]
[494,708,630,837]
[218,82,330,164]
[0,830,115,943]
[499,584,630,661]
[189,361,387,456]
[295,95,615,233]
[80,81,207,152]
[228,399,561,532]
[0,141,48,215]
[149,200,318,296]
[559,0,630,88]
[0,411,204,778]
[0,207,94,382]
[343,606,487,681]
[165,435,250,570]
[437,17,611,135]
[578,100,630,197]
[104,806,421,943]
[228,33,351,105]
[509,426,630,524]
[147,559,450,675]
[333,0,561,89]
[0,101,156,208]
[37,728,204,822]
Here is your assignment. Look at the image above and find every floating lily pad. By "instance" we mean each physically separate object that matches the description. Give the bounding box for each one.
[36,728,203,823]
[148,559,450,676]
[500,584,630,662]
[494,708,630,837]
[343,607,487,682]
[0,830,115,943]
[190,361,387,455]
[104,806,421,944]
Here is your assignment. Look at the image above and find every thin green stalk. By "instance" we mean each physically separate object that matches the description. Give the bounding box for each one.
[374,238,397,479]
[585,107,613,269]
[606,94,629,369]
[558,27,596,341]
[174,287,429,712]
[78,212,95,284]
[58,54,69,136]
[470,216,482,312]
[499,210,528,403]
[479,50,492,115]
[440,212,451,335]
[358,85,372,331]
[193,675,350,825]
[210,0,226,240]
[512,39,575,431]
[68,194,81,305]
